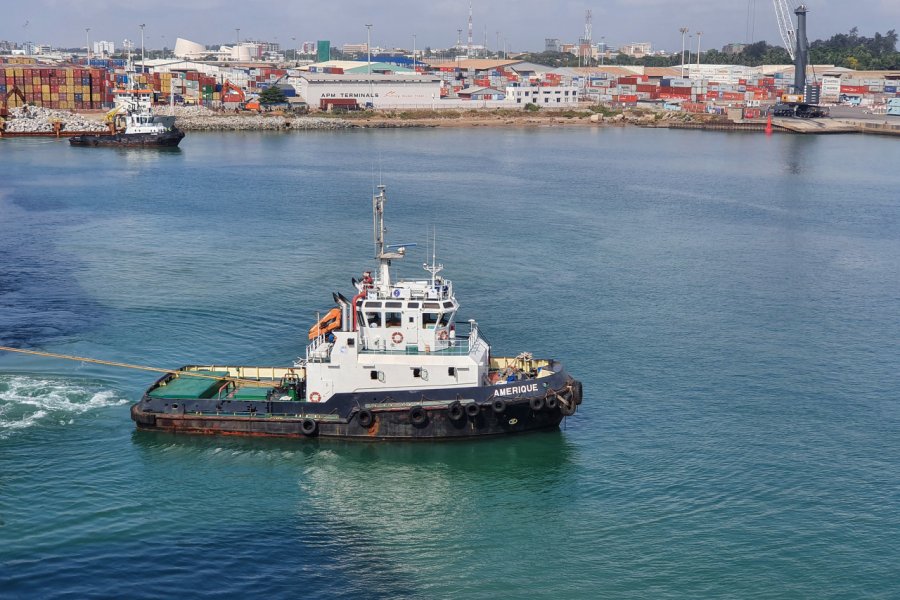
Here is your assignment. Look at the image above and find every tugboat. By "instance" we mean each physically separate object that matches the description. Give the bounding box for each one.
[69,87,184,148]
[130,186,582,440]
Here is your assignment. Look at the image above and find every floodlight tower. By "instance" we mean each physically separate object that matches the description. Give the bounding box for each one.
[679,27,689,77]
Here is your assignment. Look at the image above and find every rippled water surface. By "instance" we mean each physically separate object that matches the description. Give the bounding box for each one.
[1,129,899,598]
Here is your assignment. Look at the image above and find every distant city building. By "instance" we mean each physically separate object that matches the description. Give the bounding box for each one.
[93,40,115,56]
[619,42,652,58]
[545,38,561,53]
[722,43,747,55]
[0,40,12,52]
[301,41,317,55]
[173,38,208,59]
[33,44,52,55]
[342,43,369,54]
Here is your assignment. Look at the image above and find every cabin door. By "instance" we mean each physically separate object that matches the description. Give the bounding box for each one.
[404,311,418,349]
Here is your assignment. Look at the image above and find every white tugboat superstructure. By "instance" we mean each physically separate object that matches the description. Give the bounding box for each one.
[302,185,490,403]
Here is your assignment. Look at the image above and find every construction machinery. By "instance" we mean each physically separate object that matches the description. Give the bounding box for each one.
[770,3,829,118]
[1,85,26,119]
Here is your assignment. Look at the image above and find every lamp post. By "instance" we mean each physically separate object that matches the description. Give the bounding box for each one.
[365,24,372,73]
[85,27,91,61]
[601,35,606,66]
[679,27,689,77]
[696,31,702,67]
[365,24,373,106]
[291,36,296,64]
[412,34,416,71]
[139,24,145,72]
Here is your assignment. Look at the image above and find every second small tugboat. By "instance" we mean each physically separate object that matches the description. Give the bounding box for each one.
[131,186,582,440]
[69,87,184,148]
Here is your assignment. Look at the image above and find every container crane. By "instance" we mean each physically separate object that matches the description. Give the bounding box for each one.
[773,0,797,61]
[769,3,828,118]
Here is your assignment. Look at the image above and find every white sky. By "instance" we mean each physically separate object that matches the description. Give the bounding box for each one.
[2,1,897,54]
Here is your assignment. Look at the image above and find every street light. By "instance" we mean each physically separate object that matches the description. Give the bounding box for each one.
[291,36,296,64]
[696,31,702,67]
[412,34,416,71]
[365,24,373,107]
[139,24,145,72]
[679,27,689,77]
[85,27,91,61]
[601,35,606,66]
[365,24,372,73]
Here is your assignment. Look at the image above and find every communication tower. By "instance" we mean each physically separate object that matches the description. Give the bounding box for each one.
[467,2,474,57]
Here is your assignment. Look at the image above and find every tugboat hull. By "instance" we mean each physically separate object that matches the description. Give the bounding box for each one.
[69,129,185,148]
[130,370,582,441]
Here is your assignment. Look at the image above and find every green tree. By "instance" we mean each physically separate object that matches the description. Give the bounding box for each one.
[259,86,286,105]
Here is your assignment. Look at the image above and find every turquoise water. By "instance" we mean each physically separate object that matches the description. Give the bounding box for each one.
[1,129,899,598]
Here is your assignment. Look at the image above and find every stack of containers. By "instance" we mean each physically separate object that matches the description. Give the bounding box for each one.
[0,65,110,110]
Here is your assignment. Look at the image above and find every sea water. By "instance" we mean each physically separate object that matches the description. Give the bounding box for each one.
[1,128,899,598]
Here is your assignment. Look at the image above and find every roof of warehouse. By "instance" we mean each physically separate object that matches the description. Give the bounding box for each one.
[298,72,441,83]
[456,86,506,95]
[425,58,523,70]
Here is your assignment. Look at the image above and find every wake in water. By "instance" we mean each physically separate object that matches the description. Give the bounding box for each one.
[0,375,127,439]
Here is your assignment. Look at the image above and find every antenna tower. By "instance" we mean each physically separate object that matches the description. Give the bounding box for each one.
[583,10,593,65]
[467,2,474,57]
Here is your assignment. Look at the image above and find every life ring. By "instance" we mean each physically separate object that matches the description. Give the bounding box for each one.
[391,331,404,344]
[358,409,375,428]
[529,396,545,411]
[447,401,465,422]
[309,391,321,402]
[438,330,449,341]
[491,398,507,414]
[465,402,481,418]
[301,418,318,436]
[408,405,428,427]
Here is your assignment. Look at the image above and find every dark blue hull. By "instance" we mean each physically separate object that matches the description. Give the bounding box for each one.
[131,367,582,441]
[69,128,185,148]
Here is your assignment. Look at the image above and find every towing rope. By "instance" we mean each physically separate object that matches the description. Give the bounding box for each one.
[0,345,279,386]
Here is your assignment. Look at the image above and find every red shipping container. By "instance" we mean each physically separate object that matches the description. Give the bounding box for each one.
[840,85,867,94]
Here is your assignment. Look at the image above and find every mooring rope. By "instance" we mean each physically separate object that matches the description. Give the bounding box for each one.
[0,345,280,386]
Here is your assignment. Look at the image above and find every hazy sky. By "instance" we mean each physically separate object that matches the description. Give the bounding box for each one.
[2,1,897,54]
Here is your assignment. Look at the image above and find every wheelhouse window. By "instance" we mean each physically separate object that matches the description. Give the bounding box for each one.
[385,312,402,328]
[423,313,439,328]
[365,312,382,327]
[438,312,453,327]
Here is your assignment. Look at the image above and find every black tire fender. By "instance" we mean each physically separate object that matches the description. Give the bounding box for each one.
[409,405,428,427]
[447,401,465,422]
[357,409,375,428]
[301,418,318,436]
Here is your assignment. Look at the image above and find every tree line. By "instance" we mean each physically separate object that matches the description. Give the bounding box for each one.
[516,29,899,71]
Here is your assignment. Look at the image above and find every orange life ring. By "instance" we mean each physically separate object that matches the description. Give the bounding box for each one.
[392,331,404,344]
[438,330,449,340]
[309,392,321,402]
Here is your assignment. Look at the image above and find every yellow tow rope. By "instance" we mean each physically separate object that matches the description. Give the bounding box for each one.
[0,345,277,387]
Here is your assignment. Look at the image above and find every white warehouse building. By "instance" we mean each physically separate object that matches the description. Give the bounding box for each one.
[292,73,443,109]
[505,84,580,106]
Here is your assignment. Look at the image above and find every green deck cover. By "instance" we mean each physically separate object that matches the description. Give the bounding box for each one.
[148,371,230,399]
[231,386,273,400]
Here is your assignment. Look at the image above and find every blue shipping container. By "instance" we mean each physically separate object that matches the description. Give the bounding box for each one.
[885,86,897,93]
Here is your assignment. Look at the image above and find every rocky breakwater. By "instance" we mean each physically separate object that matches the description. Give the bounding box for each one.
[154,106,357,131]
[2,106,109,133]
